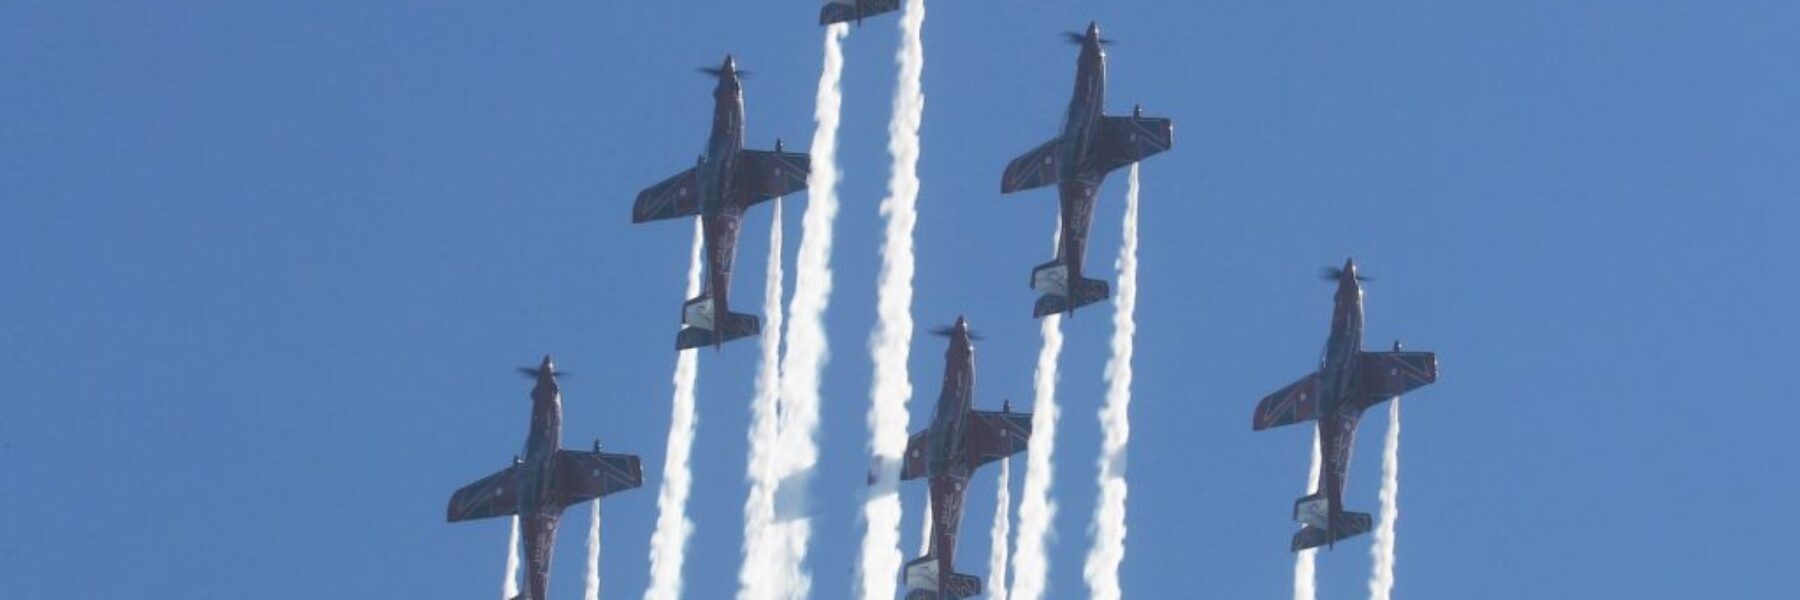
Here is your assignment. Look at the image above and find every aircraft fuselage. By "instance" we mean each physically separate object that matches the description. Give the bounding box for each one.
[922,322,978,593]
[1314,261,1367,524]
[517,369,566,600]
[1053,25,1110,290]
[698,59,750,321]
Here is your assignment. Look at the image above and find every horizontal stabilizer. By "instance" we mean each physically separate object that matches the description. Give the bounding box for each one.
[1291,511,1373,552]
[675,311,759,350]
[820,0,901,25]
[1032,278,1108,318]
[903,556,981,600]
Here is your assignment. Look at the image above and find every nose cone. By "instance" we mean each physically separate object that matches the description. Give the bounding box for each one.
[1342,258,1357,281]
[537,355,560,387]
[953,315,970,338]
[717,54,741,83]
[1087,21,1101,40]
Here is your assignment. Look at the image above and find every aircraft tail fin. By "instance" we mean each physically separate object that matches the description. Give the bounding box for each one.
[1293,493,1330,529]
[675,311,759,350]
[1291,510,1373,551]
[1029,259,1109,317]
[903,556,982,600]
[676,295,759,349]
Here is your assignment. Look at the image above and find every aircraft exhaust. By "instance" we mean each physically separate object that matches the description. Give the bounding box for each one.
[745,22,853,600]
[857,0,927,598]
[740,199,786,600]
[1368,399,1402,600]
[584,501,601,600]
[1294,433,1323,600]
[1083,163,1141,600]
[989,459,1014,600]
[1011,222,1067,600]
[646,219,706,600]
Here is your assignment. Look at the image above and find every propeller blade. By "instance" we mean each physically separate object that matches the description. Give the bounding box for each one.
[517,367,570,379]
[1319,267,1372,282]
[697,66,750,79]
[927,325,983,341]
[1063,31,1115,45]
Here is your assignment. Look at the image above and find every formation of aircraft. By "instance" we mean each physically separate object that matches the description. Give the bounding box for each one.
[1251,260,1439,551]
[445,9,1450,589]
[1001,22,1174,318]
[900,317,1034,599]
[446,356,645,600]
[632,55,812,351]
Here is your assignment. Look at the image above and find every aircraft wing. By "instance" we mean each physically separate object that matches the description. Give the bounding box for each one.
[1001,138,1062,193]
[553,449,644,505]
[1252,372,1320,431]
[1096,114,1174,174]
[1356,351,1438,402]
[633,167,703,223]
[901,430,930,481]
[738,148,811,203]
[966,409,1032,470]
[819,0,901,25]
[446,464,520,522]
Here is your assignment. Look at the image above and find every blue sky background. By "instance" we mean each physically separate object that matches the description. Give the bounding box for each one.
[4,1,1797,597]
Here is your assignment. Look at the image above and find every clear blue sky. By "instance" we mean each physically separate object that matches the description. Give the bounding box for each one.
[4,1,1796,598]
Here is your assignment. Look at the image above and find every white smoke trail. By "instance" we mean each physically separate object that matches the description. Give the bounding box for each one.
[857,1,926,598]
[739,199,786,600]
[503,516,521,600]
[1368,399,1401,600]
[1083,164,1140,599]
[646,218,705,600]
[1010,226,1067,600]
[763,23,849,600]
[1294,431,1322,600]
[585,501,601,600]
[988,459,1013,600]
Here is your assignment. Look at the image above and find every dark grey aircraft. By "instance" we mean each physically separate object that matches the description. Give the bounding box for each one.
[901,317,1032,599]
[633,55,810,350]
[1252,261,1439,551]
[447,356,644,600]
[1001,22,1173,318]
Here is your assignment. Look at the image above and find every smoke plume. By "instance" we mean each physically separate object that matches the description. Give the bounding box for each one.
[857,1,928,598]
[1082,164,1140,599]
[1368,399,1401,600]
[739,200,785,600]
[1294,432,1322,600]
[989,459,1013,600]
[645,219,705,600]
